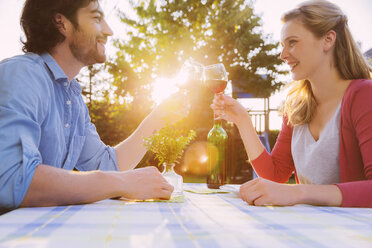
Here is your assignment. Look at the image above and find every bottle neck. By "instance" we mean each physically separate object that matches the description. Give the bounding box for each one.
[214,119,223,127]
[163,162,175,173]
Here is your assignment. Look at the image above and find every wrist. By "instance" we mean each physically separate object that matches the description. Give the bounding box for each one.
[295,184,307,205]
[295,184,343,206]
[99,171,123,198]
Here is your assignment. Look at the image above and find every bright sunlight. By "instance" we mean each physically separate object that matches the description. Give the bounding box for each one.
[151,70,188,105]
[151,77,179,105]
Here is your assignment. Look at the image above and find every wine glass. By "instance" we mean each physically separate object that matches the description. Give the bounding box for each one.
[178,59,204,91]
[203,63,228,122]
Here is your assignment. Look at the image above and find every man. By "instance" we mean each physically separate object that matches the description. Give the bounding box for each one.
[0,0,186,211]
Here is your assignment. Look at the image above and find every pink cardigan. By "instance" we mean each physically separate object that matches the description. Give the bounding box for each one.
[252,79,372,207]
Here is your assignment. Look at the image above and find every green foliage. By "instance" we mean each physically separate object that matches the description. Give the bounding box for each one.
[104,0,288,150]
[143,125,196,165]
[115,0,286,97]
[88,95,138,146]
[78,0,288,172]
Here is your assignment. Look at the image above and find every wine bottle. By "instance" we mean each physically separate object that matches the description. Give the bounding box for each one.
[207,121,228,189]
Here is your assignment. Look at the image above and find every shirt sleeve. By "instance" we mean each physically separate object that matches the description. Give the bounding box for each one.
[251,115,296,183]
[0,59,46,210]
[74,101,119,172]
[336,81,372,207]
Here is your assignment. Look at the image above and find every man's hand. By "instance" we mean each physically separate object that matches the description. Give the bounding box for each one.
[117,166,174,200]
[152,92,190,126]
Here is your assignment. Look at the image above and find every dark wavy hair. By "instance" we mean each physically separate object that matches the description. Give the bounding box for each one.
[21,0,96,54]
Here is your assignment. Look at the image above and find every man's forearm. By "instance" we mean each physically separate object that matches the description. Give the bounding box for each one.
[20,164,173,208]
[20,164,119,207]
[115,111,164,171]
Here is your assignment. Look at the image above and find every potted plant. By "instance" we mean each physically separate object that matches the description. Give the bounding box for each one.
[143,124,196,198]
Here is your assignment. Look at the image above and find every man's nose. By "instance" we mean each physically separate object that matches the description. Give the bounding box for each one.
[102,19,113,37]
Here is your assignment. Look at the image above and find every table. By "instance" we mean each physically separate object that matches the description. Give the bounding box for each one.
[1,183,372,248]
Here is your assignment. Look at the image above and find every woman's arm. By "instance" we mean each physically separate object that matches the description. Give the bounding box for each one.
[336,80,372,207]
[211,94,295,182]
[239,177,342,206]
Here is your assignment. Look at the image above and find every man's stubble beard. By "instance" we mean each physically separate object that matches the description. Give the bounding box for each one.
[69,27,106,66]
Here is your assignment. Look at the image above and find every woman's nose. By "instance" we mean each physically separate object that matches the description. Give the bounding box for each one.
[280,47,288,61]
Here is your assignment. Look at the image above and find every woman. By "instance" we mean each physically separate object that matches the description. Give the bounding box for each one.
[212,0,372,207]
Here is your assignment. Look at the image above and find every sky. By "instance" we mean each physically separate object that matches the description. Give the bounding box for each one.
[0,0,371,129]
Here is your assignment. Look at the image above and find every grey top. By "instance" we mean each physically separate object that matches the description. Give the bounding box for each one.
[291,103,341,185]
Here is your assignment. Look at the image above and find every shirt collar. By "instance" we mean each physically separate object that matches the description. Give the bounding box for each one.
[40,53,69,83]
[40,53,82,95]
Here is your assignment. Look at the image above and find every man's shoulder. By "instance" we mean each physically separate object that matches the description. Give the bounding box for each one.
[0,53,45,72]
[0,53,52,95]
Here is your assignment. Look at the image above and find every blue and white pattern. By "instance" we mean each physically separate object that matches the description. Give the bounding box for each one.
[0,183,371,248]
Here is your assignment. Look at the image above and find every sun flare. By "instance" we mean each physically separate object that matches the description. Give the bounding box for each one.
[151,77,180,105]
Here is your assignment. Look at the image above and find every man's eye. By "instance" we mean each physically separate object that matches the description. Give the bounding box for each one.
[94,16,102,22]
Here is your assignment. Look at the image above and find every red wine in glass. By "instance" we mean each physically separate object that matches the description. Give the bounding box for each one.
[205,79,227,94]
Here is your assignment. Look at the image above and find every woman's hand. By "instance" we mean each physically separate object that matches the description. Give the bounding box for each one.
[239,177,301,206]
[210,94,248,126]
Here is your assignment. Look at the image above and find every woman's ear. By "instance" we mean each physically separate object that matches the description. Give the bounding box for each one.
[323,30,336,52]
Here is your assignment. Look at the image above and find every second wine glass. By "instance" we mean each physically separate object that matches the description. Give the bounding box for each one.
[203,63,228,121]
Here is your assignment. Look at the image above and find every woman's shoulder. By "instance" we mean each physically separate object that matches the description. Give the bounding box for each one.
[344,79,372,100]
[346,79,372,91]
[342,79,372,115]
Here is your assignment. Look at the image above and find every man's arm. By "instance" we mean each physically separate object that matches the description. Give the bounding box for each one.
[115,93,190,171]
[20,164,173,207]
[114,111,163,171]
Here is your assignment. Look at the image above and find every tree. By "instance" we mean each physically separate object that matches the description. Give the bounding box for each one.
[104,0,288,177]
[114,0,286,98]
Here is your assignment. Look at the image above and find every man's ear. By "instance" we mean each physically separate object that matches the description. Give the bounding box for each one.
[323,30,336,52]
[54,13,70,35]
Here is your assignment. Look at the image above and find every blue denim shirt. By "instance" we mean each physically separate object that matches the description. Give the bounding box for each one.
[0,53,118,210]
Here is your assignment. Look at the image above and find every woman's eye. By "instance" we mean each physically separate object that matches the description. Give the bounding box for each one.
[289,40,297,46]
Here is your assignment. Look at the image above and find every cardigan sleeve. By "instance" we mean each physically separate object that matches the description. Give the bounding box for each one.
[251,115,296,183]
[336,80,372,207]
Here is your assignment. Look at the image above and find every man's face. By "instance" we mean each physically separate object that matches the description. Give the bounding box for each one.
[69,1,113,65]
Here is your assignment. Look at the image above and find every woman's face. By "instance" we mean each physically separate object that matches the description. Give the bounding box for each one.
[280,20,326,81]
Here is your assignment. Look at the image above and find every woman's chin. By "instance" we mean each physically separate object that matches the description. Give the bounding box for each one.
[291,73,305,81]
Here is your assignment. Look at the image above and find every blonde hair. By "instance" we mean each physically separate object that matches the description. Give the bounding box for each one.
[282,0,372,126]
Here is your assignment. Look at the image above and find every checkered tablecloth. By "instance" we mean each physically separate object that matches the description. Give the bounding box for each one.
[1,183,372,248]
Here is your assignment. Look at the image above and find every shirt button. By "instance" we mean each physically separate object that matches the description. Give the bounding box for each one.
[66,100,71,105]
[65,123,70,128]
[64,82,68,87]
